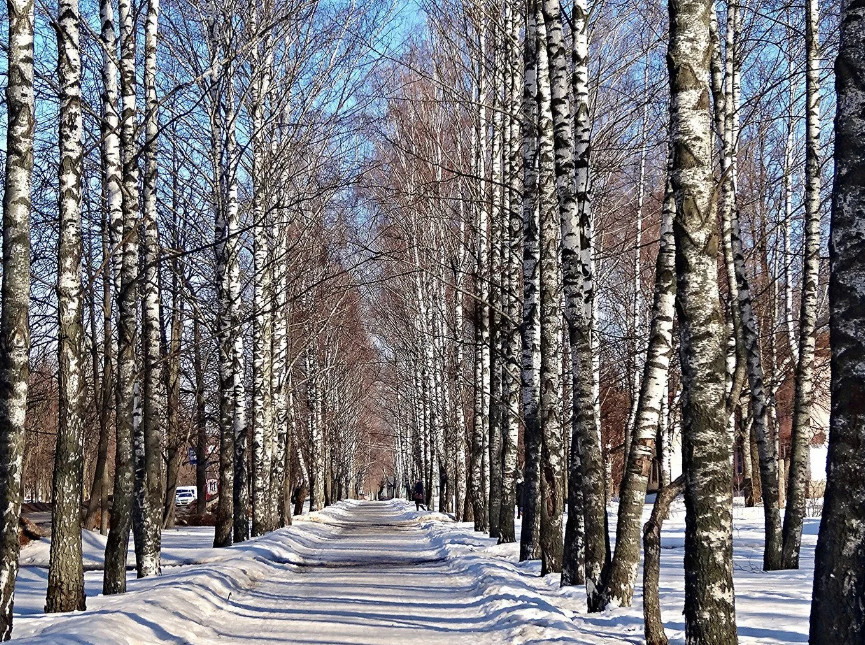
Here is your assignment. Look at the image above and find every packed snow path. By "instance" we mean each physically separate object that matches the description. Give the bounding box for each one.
[193,503,523,644]
[12,501,584,644]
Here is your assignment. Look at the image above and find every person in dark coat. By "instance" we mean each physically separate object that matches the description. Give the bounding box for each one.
[413,480,426,511]
[516,479,525,519]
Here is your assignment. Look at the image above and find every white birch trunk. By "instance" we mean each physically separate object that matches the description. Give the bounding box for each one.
[725,0,782,567]
[604,156,676,608]
[668,1,738,639]
[470,29,491,531]
[135,0,164,577]
[781,0,821,570]
[250,12,274,537]
[104,0,141,588]
[0,0,34,629]
[542,0,606,599]
[535,1,565,576]
[46,0,86,611]
[307,345,325,511]
[499,0,522,545]
[519,1,542,563]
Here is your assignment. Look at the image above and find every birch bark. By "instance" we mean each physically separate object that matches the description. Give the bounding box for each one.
[136,0,164,576]
[725,0,783,568]
[0,0,33,627]
[213,34,237,547]
[668,0,738,640]
[809,2,865,640]
[308,345,326,511]
[470,27,491,531]
[499,0,522,545]
[781,0,821,570]
[194,316,208,516]
[46,0,86,611]
[604,159,676,607]
[535,2,565,576]
[541,0,606,599]
[0,0,35,628]
[85,0,121,533]
[251,14,275,537]
[519,0,542,563]
[162,274,183,529]
[487,23,504,539]
[104,0,141,589]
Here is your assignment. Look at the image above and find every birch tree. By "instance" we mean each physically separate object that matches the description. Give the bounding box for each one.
[498,0,522,546]
[0,0,35,632]
[251,5,275,538]
[781,0,821,570]
[809,1,865,640]
[519,0,542,563]
[535,1,565,576]
[103,0,142,592]
[668,0,737,640]
[487,19,504,539]
[46,0,87,611]
[604,155,676,607]
[469,21,491,531]
[84,0,122,531]
[541,0,607,600]
[724,0,783,570]
[135,0,165,576]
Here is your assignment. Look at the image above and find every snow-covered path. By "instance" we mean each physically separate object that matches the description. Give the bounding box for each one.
[11,501,584,644]
[173,503,541,644]
[10,499,817,644]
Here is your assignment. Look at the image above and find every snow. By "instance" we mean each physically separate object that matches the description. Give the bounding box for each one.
[10,498,817,643]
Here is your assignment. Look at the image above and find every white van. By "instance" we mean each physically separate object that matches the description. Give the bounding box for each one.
[175,486,197,506]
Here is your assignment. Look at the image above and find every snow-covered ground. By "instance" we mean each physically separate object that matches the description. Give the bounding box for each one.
[10,498,816,644]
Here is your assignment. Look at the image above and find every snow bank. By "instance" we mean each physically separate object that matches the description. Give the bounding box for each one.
[11,515,341,643]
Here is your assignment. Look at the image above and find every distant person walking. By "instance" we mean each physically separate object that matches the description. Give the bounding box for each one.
[413,480,426,512]
[516,478,525,519]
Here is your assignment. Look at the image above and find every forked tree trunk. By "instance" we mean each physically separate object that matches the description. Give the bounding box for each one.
[84,0,121,539]
[643,476,684,645]
[103,0,140,591]
[709,2,747,461]
[543,0,606,600]
[727,72,783,572]
[809,3,865,642]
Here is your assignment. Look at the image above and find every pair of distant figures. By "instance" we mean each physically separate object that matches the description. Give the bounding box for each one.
[411,479,528,515]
